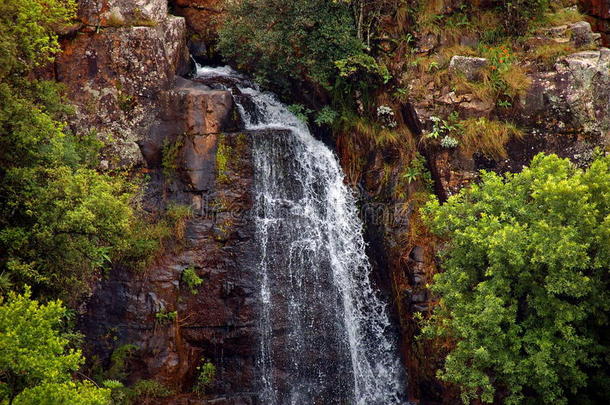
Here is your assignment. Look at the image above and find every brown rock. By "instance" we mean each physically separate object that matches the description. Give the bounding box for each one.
[78,0,168,26]
[55,15,189,168]
[169,0,227,62]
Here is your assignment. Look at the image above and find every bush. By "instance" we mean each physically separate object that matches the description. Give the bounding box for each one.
[218,0,365,94]
[0,288,110,403]
[193,360,216,395]
[422,153,610,404]
[181,266,203,295]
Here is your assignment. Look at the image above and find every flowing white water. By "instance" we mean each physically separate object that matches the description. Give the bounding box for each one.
[196,66,406,404]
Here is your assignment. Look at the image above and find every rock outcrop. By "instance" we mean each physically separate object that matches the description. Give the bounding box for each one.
[169,0,227,63]
[84,126,261,403]
[581,0,610,44]
[55,1,190,168]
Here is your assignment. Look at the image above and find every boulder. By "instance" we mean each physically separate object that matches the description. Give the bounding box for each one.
[449,55,488,81]
[569,21,595,47]
[55,15,189,168]
[78,0,168,26]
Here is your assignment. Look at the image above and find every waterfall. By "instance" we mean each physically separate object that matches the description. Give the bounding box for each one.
[196,66,407,405]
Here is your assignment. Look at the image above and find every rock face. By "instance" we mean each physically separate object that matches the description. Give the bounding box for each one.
[83,128,263,404]
[55,2,190,168]
[581,0,610,44]
[521,49,610,137]
[169,0,227,63]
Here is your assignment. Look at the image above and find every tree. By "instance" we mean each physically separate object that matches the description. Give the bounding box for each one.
[0,0,138,303]
[0,288,110,404]
[422,153,610,404]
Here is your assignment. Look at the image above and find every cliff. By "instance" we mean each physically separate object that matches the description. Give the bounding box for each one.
[51,1,610,404]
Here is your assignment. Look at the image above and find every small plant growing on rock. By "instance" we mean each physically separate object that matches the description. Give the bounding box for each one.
[288,104,313,123]
[315,106,338,126]
[162,136,185,179]
[376,105,397,129]
[440,136,459,148]
[193,360,216,395]
[155,310,177,325]
[427,112,460,140]
[182,266,203,295]
[216,141,232,184]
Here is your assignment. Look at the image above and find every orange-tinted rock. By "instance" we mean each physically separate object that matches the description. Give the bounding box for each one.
[55,15,189,167]
[169,0,227,62]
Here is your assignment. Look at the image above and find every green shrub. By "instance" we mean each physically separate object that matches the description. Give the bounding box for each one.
[182,266,203,295]
[422,153,610,404]
[0,288,110,403]
[193,360,216,395]
[103,379,173,405]
[218,0,365,95]
[130,379,173,399]
[107,344,138,381]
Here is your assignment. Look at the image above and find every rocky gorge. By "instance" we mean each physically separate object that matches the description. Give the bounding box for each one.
[35,1,610,404]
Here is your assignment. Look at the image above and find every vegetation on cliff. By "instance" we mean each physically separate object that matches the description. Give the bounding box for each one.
[216,1,608,403]
[423,153,610,404]
[0,0,179,402]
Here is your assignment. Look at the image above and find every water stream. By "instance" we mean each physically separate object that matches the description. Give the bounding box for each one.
[196,66,407,405]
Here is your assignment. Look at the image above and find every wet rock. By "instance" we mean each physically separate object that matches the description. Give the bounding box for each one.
[409,246,425,263]
[82,132,261,400]
[449,55,488,81]
[182,135,218,192]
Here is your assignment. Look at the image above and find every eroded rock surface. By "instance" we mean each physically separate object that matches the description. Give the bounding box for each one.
[83,130,263,404]
[55,3,190,167]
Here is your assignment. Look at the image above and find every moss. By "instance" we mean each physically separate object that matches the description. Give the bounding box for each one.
[216,138,232,184]
[161,136,185,179]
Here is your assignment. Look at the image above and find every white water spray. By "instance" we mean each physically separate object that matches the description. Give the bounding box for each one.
[196,66,406,405]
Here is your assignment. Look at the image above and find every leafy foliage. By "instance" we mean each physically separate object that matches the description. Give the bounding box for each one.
[0,288,110,403]
[0,0,141,304]
[0,0,76,80]
[181,267,203,295]
[422,154,610,404]
[218,0,365,94]
[193,360,216,395]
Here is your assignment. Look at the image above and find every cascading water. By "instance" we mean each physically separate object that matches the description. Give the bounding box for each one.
[196,66,407,404]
